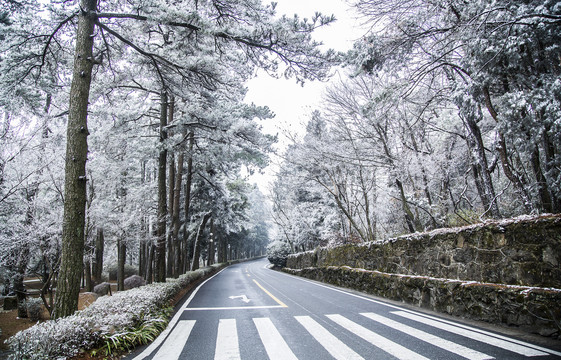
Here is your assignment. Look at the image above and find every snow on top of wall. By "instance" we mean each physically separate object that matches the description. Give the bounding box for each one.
[287,213,561,257]
[366,213,561,246]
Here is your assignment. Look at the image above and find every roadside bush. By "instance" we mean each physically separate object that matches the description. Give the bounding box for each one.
[267,241,292,268]
[7,264,224,360]
[106,263,138,281]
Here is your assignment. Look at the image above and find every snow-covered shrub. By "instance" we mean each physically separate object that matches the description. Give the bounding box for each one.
[267,241,292,268]
[91,308,171,357]
[25,297,44,321]
[7,264,224,359]
[93,282,112,296]
[124,275,146,289]
[8,313,99,360]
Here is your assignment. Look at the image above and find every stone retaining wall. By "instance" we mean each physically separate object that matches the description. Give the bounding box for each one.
[286,214,561,288]
[283,266,561,338]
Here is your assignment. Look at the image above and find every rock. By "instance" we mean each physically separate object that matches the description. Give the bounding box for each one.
[93,282,112,296]
[124,275,146,290]
[3,296,17,310]
[25,298,45,321]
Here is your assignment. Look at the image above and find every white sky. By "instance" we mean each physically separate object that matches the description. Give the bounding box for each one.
[244,0,365,194]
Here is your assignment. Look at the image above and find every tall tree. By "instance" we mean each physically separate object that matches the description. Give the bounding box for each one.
[54,0,98,319]
[3,0,338,317]
[155,91,168,283]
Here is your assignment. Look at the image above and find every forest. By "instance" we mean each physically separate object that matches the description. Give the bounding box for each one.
[0,0,560,326]
[271,0,561,252]
[0,0,337,320]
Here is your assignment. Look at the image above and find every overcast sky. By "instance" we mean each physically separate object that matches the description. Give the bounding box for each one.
[244,0,365,193]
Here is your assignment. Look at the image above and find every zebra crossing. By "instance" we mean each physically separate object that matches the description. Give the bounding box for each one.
[149,310,560,360]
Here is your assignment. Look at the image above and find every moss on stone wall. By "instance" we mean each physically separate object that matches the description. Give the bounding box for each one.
[287,214,561,288]
[283,266,561,338]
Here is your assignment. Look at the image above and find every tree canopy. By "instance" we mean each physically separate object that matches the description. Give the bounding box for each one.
[271,0,561,249]
[0,0,337,318]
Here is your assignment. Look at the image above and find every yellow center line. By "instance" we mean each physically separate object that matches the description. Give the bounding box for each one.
[253,279,288,308]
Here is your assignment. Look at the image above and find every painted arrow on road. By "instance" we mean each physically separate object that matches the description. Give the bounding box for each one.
[229,295,251,303]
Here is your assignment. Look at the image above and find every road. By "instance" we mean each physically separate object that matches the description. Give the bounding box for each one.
[129,258,561,360]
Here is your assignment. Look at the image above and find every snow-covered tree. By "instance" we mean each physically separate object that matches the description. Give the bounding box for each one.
[347,0,561,216]
[1,0,338,318]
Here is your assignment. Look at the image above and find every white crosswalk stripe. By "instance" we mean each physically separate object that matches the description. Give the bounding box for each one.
[295,316,364,360]
[145,313,558,359]
[361,312,493,360]
[393,310,561,357]
[253,317,298,360]
[152,320,196,360]
[326,314,430,360]
[215,319,241,360]
[392,311,549,357]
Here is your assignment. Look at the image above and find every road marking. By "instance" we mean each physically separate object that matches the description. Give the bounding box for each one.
[295,316,364,360]
[327,314,429,360]
[133,268,226,359]
[185,305,286,311]
[391,310,561,357]
[393,311,549,357]
[361,312,493,360]
[253,317,298,360]
[215,319,241,360]
[152,320,195,360]
[253,279,288,307]
[229,295,251,303]
[275,270,561,357]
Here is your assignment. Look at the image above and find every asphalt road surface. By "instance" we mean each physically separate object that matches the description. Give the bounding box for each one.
[128,258,561,360]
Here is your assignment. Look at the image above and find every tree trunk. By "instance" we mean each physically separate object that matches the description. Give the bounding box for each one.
[14,247,30,318]
[182,131,195,272]
[166,97,176,275]
[92,227,104,284]
[138,224,148,278]
[172,148,184,277]
[191,212,212,271]
[395,178,417,233]
[316,176,368,242]
[358,166,376,241]
[216,231,225,264]
[482,86,532,212]
[54,0,97,318]
[407,128,437,228]
[117,237,126,291]
[146,243,154,284]
[84,258,92,292]
[208,218,215,265]
[541,130,560,212]
[167,153,175,278]
[530,147,554,213]
[139,160,147,278]
[463,114,500,218]
[139,236,146,280]
[155,91,168,283]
